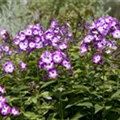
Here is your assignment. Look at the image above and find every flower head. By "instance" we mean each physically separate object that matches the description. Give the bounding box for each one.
[3,61,14,73]
[93,54,102,64]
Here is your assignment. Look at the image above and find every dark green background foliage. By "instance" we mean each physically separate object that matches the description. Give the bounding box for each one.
[1,0,120,120]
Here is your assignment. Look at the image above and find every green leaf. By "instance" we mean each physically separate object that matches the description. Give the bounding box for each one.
[41,81,56,89]
[47,113,57,120]
[111,90,120,99]
[94,104,103,114]
[71,112,85,120]
[41,91,51,99]
[76,102,93,108]
[23,112,39,119]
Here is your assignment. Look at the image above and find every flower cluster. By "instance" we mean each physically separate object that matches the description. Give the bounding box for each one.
[0,29,9,41]
[39,20,72,78]
[0,20,72,79]
[0,29,13,59]
[44,20,72,48]
[39,50,71,78]
[14,24,44,52]
[0,85,19,116]
[80,16,118,64]
[3,61,27,73]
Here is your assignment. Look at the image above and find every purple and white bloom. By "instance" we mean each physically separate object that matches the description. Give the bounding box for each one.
[112,29,120,39]
[44,31,53,41]
[11,107,20,116]
[0,101,4,109]
[52,51,63,63]
[96,41,105,51]
[105,16,111,23]
[48,68,58,78]
[96,17,105,27]
[62,59,71,70]
[50,20,59,29]
[20,61,27,71]
[19,40,28,51]
[0,96,7,103]
[33,28,39,35]
[93,54,102,64]
[59,42,68,50]
[97,25,108,36]
[83,35,94,43]
[41,51,52,64]
[51,36,60,43]
[34,36,41,43]
[6,50,12,56]
[35,41,43,49]
[51,42,58,47]
[25,28,32,36]
[19,33,26,41]
[3,46,9,52]
[3,61,14,73]
[0,29,8,36]
[1,104,11,115]
[80,44,88,55]
[29,41,36,49]
[0,86,6,94]
[28,24,34,29]
[44,62,54,70]
[14,36,20,45]
[39,61,44,69]
[106,41,113,48]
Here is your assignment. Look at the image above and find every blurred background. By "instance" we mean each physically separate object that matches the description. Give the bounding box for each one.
[0,0,119,39]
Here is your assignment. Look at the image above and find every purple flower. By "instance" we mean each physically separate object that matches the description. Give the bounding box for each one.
[62,59,71,70]
[112,29,120,39]
[48,68,58,78]
[2,46,9,52]
[25,28,32,36]
[96,40,106,51]
[34,36,41,43]
[11,107,20,116]
[14,35,20,45]
[29,41,36,49]
[19,40,28,51]
[3,61,14,73]
[80,44,88,55]
[44,62,54,70]
[0,86,6,94]
[14,23,44,52]
[93,54,102,64]
[52,51,63,64]
[0,29,7,36]
[0,96,7,103]
[19,32,26,41]
[83,35,94,43]
[59,42,68,50]
[50,19,59,29]
[0,101,4,109]
[35,41,43,49]
[33,28,39,35]
[39,61,44,69]
[1,104,11,115]
[0,29,9,40]
[41,51,52,64]
[44,30,54,41]
[51,36,60,46]
[20,62,27,71]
